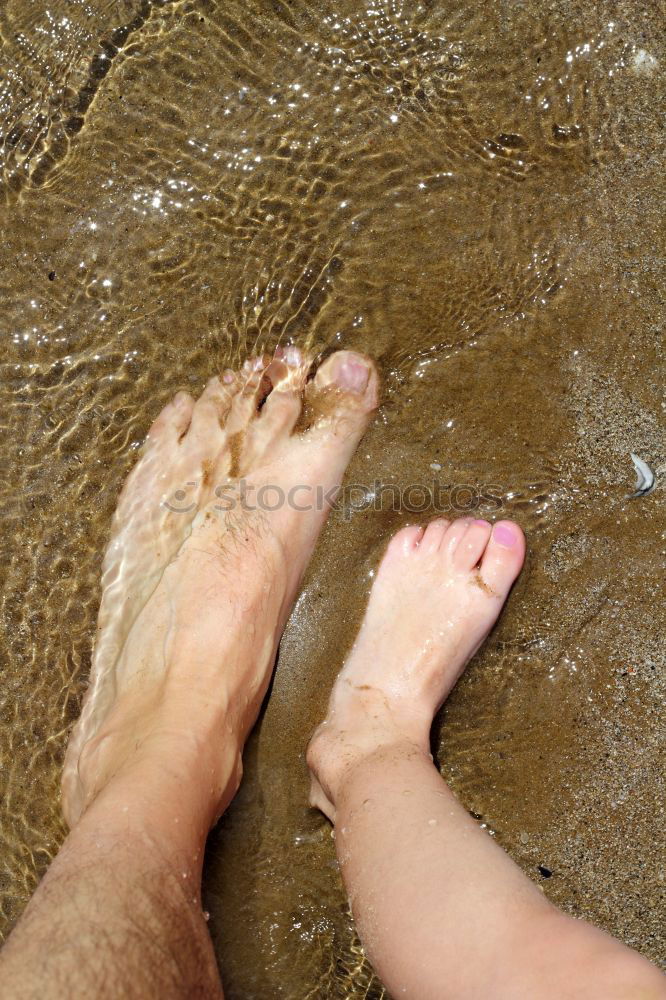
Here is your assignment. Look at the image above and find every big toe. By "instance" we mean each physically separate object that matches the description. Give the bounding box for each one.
[314,350,378,403]
[305,350,379,440]
[479,520,526,597]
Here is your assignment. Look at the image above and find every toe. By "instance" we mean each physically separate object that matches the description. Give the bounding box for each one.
[302,351,379,456]
[440,517,474,559]
[420,518,450,554]
[226,356,271,434]
[258,347,309,437]
[237,349,312,468]
[385,524,425,560]
[186,376,233,446]
[285,350,379,482]
[146,391,194,446]
[311,350,379,410]
[479,520,526,596]
[453,518,492,570]
[240,356,271,401]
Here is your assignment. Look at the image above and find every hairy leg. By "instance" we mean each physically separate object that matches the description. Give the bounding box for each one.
[0,754,223,998]
[308,518,666,1000]
[0,348,379,999]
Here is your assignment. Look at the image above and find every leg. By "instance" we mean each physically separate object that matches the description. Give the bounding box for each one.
[308,518,665,1000]
[0,747,224,997]
[0,348,379,999]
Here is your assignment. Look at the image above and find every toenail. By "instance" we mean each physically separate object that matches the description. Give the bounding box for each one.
[283,345,302,366]
[493,522,518,548]
[473,519,488,527]
[335,357,370,394]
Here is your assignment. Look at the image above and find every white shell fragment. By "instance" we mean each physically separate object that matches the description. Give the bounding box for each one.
[630,48,658,77]
[627,453,655,498]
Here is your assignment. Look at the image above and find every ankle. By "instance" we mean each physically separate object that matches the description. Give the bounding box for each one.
[69,698,244,831]
[80,739,242,832]
[307,698,431,817]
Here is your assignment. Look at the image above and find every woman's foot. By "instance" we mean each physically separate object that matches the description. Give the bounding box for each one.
[62,348,379,829]
[307,517,526,820]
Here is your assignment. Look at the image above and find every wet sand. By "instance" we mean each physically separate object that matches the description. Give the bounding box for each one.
[0,0,664,995]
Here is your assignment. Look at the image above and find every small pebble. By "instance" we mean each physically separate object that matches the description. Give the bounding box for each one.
[538,865,552,878]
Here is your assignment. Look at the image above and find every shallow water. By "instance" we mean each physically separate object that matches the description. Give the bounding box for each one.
[0,0,664,993]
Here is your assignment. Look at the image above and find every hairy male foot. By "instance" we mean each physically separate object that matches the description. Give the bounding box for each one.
[62,348,379,828]
[307,517,526,820]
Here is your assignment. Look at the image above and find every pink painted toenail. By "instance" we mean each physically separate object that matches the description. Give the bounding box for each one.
[493,522,518,548]
[473,519,488,527]
[336,358,369,394]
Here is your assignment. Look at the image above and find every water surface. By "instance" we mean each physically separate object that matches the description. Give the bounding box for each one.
[0,0,664,995]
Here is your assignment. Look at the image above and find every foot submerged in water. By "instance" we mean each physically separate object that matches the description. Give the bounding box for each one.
[307,517,526,820]
[62,348,379,828]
